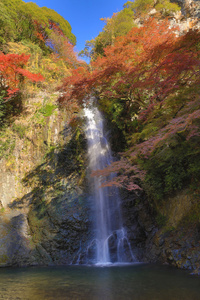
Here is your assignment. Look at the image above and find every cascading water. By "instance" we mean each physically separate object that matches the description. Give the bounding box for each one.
[84,100,135,265]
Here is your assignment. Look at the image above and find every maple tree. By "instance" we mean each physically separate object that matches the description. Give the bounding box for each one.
[48,30,82,69]
[0,52,44,97]
[60,17,200,196]
[79,0,180,61]
[60,18,200,111]
[80,8,136,60]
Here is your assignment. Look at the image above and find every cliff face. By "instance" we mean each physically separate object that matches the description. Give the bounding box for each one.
[0,91,92,267]
[172,0,200,18]
[122,189,200,275]
[0,92,62,208]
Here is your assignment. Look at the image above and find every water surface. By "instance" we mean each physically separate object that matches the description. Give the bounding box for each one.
[0,264,199,300]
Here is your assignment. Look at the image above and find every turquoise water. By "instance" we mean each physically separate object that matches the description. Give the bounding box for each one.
[0,264,199,300]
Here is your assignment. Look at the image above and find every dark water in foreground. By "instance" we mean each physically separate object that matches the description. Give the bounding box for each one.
[0,264,199,300]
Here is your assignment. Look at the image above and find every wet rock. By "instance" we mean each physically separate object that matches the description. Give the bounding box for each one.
[86,239,98,263]
[26,190,92,265]
[120,187,200,275]
[108,233,118,262]
[191,268,200,276]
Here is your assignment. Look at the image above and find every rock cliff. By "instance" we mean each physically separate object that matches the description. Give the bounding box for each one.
[0,91,92,267]
[172,0,200,18]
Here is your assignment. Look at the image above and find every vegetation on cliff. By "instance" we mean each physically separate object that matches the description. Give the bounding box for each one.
[0,0,85,130]
[0,0,85,199]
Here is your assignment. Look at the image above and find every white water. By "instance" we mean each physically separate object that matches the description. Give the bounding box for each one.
[84,103,135,264]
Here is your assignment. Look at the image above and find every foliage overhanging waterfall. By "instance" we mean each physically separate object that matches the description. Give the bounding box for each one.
[84,100,135,264]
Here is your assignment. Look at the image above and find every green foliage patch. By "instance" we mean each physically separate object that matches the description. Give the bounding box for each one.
[39,104,57,117]
[137,132,200,204]
[124,0,180,16]
[0,0,76,52]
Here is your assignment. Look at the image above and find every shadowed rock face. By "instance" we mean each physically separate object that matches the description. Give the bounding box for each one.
[0,91,93,267]
[27,191,92,266]
[0,213,34,267]
[121,189,200,276]
[0,141,92,267]
[0,196,91,267]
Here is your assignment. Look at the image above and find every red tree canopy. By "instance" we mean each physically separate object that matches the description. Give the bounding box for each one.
[0,53,44,98]
[59,18,200,191]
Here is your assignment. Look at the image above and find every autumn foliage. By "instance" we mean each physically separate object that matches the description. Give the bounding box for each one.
[59,18,200,194]
[60,18,200,108]
[0,53,44,98]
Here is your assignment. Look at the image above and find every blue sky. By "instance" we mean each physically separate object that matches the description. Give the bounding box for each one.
[24,0,127,58]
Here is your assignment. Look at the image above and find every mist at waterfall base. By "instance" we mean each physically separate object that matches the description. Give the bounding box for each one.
[0,264,200,300]
[84,103,134,265]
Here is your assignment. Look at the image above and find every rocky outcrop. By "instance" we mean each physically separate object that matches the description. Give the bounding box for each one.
[0,188,91,267]
[122,189,200,275]
[0,91,93,267]
[172,0,200,18]
[133,1,200,40]
[121,190,158,262]
[0,212,33,267]
[148,190,200,275]
[0,91,65,208]
[149,225,200,275]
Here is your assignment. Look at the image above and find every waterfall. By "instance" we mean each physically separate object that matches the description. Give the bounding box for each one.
[84,101,135,265]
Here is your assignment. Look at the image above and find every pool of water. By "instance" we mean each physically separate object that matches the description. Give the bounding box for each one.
[0,263,199,300]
